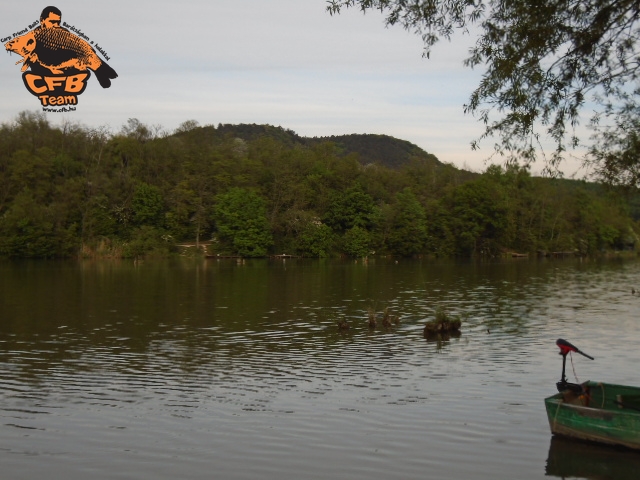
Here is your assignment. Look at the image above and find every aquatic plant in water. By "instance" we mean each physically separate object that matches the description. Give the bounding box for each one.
[423,307,462,337]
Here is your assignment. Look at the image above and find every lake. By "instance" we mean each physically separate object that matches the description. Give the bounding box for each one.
[1,257,640,479]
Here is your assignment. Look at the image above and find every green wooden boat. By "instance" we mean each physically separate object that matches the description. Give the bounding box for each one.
[545,339,640,450]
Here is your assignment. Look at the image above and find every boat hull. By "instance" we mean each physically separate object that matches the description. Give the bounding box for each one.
[545,381,640,450]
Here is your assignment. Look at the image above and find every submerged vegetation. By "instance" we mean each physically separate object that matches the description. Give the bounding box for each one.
[0,111,638,259]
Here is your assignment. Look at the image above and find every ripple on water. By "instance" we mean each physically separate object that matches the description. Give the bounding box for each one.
[1,259,640,479]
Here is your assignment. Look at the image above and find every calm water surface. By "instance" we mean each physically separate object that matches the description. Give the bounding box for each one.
[1,257,640,479]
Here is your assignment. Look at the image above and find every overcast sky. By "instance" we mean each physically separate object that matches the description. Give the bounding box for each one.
[1,1,587,175]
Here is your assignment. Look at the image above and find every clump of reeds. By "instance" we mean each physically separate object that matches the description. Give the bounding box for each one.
[366,306,401,330]
[336,317,350,331]
[381,307,400,328]
[367,307,377,329]
[423,307,462,337]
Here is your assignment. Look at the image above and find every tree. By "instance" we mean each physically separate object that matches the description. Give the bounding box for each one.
[386,187,427,255]
[132,183,165,227]
[588,101,640,187]
[297,220,335,257]
[214,188,273,257]
[322,185,377,231]
[443,171,511,256]
[327,0,640,185]
[343,225,372,257]
[0,190,77,257]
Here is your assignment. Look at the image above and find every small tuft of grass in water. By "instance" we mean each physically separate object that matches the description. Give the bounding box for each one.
[424,307,462,336]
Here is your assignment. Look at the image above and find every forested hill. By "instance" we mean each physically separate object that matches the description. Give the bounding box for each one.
[308,133,443,170]
[213,124,444,171]
[0,112,638,259]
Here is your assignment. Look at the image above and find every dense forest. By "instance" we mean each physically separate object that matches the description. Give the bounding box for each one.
[0,111,637,259]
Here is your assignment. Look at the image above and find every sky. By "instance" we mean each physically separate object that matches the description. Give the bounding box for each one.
[1,1,588,176]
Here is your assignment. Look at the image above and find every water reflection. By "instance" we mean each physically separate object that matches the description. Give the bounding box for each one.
[546,435,640,479]
[1,258,639,479]
[423,331,462,352]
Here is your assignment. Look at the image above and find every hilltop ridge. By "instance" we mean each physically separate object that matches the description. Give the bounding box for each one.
[206,123,444,171]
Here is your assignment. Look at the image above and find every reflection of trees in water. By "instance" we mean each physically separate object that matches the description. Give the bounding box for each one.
[2,258,639,380]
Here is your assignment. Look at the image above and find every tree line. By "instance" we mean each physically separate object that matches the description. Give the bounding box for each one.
[0,111,637,259]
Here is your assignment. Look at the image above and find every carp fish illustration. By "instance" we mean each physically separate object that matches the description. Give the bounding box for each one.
[5,26,117,88]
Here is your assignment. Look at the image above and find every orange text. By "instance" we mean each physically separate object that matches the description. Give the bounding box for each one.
[24,73,88,94]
